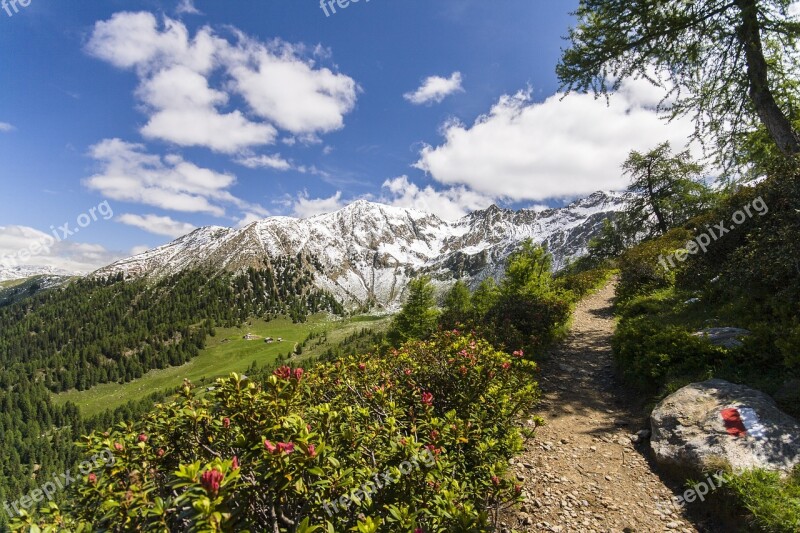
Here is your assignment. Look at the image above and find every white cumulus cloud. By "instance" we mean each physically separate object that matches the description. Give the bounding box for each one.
[380,176,494,221]
[0,122,15,132]
[291,191,344,218]
[84,138,267,218]
[117,213,197,238]
[404,72,464,105]
[414,78,695,201]
[86,11,358,153]
[226,38,359,134]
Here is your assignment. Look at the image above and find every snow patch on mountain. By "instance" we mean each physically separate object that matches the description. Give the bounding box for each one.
[0,265,79,283]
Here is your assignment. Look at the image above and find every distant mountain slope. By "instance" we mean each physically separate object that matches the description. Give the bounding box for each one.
[95,191,625,309]
[0,264,78,283]
[0,274,74,306]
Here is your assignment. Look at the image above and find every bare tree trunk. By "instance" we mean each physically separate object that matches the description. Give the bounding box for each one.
[645,162,669,234]
[736,0,800,156]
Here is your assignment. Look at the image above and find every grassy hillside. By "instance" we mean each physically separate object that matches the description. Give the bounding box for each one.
[53,314,389,417]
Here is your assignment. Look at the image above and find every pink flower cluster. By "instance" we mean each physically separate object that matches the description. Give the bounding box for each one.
[264,440,295,454]
[273,366,304,381]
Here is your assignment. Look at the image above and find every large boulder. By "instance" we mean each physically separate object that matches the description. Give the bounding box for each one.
[650,379,800,478]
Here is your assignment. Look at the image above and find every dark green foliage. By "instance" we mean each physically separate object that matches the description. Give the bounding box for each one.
[439,280,472,329]
[0,386,84,531]
[612,316,724,390]
[439,240,579,356]
[586,218,629,261]
[620,142,714,239]
[470,278,500,319]
[611,166,800,408]
[319,327,385,363]
[485,292,572,355]
[677,167,800,370]
[554,261,615,303]
[387,276,439,345]
[615,228,692,303]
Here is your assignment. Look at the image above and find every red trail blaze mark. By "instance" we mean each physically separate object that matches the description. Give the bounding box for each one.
[721,408,747,437]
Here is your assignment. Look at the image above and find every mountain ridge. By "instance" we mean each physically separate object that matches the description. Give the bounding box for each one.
[95,191,626,309]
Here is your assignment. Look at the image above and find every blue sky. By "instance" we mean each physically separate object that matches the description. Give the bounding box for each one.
[0,0,693,272]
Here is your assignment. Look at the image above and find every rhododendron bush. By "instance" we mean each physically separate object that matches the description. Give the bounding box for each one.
[18,332,539,532]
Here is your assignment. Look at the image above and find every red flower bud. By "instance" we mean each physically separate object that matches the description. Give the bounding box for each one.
[421,392,433,407]
[156,448,165,458]
[294,368,304,381]
[137,433,148,443]
[114,442,123,451]
[307,444,317,458]
[273,366,292,380]
[88,473,97,485]
[222,417,231,428]
[200,468,224,497]
[264,440,277,453]
[358,363,366,371]
[491,475,500,486]
[231,456,239,470]
[277,442,295,454]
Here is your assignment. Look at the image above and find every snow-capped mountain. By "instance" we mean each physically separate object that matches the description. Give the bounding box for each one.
[0,265,79,283]
[95,191,625,309]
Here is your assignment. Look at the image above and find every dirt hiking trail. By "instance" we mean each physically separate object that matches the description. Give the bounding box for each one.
[499,281,710,533]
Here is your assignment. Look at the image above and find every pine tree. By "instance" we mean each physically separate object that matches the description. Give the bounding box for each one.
[387,276,439,345]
